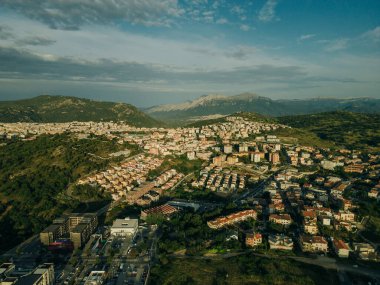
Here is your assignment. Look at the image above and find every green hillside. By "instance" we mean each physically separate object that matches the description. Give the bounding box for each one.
[0,95,162,127]
[277,111,380,150]
[0,134,129,253]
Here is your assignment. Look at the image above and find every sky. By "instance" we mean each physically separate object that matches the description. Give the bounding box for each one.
[0,0,379,107]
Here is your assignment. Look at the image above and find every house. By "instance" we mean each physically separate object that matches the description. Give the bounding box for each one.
[352,243,377,260]
[269,214,292,226]
[368,189,379,199]
[268,234,293,250]
[245,233,262,247]
[304,222,318,235]
[333,239,350,258]
[207,210,257,229]
[300,235,328,253]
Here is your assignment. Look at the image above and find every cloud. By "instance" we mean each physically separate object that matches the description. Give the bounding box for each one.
[0,0,183,30]
[16,36,56,46]
[216,18,228,24]
[298,34,315,41]
[240,24,250,32]
[323,38,349,52]
[0,46,308,85]
[362,26,380,43]
[231,6,245,16]
[0,25,14,40]
[225,46,258,60]
[258,0,278,22]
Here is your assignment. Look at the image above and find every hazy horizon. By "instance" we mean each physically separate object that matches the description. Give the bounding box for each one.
[1,0,379,106]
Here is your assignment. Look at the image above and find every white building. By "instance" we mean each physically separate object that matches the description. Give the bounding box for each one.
[110,218,138,238]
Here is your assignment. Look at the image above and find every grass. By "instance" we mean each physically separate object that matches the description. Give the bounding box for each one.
[277,111,380,151]
[361,216,380,243]
[264,127,336,149]
[149,253,340,285]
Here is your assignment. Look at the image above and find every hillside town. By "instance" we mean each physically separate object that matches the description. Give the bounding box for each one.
[1,114,380,285]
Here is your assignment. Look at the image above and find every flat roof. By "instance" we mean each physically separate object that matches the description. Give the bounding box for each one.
[111,218,138,229]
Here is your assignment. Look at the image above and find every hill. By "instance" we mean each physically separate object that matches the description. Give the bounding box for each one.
[0,95,162,127]
[185,112,275,128]
[0,134,130,253]
[277,111,380,150]
[145,93,380,124]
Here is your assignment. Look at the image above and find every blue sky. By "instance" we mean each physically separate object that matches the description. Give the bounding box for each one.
[0,0,379,106]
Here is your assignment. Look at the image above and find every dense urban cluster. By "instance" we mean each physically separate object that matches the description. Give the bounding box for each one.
[1,114,379,285]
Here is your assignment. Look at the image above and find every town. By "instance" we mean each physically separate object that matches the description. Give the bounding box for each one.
[0,114,379,285]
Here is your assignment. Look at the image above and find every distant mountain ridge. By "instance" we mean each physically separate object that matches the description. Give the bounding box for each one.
[0,95,162,127]
[145,93,380,123]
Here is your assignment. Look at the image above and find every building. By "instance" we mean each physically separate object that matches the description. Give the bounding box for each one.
[269,214,292,226]
[0,264,15,281]
[344,164,364,173]
[251,152,261,163]
[239,144,248,153]
[270,152,280,164]
[304,222,318,235]
[333,239,350,258]
[84,271,106,285]
[352,243,377,260]
[223,145,233,154]
[268,234,293,250]
[110,218,138,238]
[321,160,337,170]
[245,233,262,247]
[40,213,98,249]
[0,263,54,285]
[300,235,328,253]
[207,210,257,229]
[140,204,178,220]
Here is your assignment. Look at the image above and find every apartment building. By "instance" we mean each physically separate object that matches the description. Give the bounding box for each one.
[40,213,98,249]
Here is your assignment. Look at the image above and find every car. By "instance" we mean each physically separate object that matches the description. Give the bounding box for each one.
[353,264,358,268]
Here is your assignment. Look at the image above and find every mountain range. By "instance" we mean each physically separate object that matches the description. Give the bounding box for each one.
[145,93,380,124]
[0,95,161,127]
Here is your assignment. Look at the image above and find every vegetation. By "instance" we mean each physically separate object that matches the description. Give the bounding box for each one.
[148,155,203,178]
[149,252,339,285]
[0,95,162,127]
[264,127,336,149]
[0,134,126,253]
[277,111,380,150]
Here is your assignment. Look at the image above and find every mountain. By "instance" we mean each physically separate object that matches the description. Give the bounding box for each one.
[145,93,380,124]
[0,95,162,127]
[277,111,380,150]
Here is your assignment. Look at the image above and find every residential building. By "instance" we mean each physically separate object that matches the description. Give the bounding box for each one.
[40,213,98,249]
[269,214,292,226]
[245,233,262,247]
[300,235,328,253]
[268,234,293,250]
[333,239,350,258]
[207,210,257,229]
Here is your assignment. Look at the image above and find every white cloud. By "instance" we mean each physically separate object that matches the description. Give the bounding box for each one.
[240,24,250,32]
[0,0,184,29]
[216,18,228,24]
[258,0,278,22]
[324,38,349,52]
[231,6,245,16]
[362,26,380,43]
[298,34,316,41]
